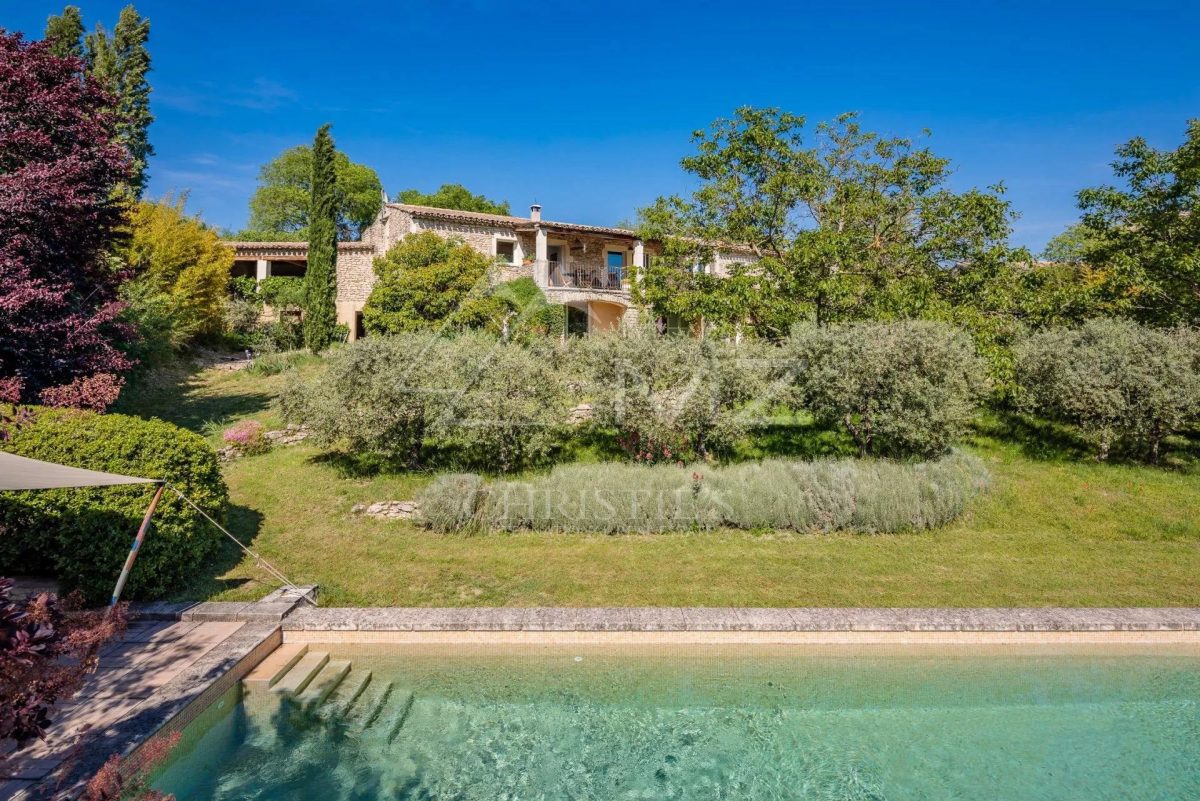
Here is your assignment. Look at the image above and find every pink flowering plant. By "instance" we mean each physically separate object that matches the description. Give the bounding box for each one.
[222,420,270,455]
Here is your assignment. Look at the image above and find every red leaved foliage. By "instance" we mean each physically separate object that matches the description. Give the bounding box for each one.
[81,731,179,801]
[0,577,128,748]
[0,31,135,410]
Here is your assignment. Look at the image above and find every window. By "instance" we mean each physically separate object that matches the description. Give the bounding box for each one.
[495,239,516,265]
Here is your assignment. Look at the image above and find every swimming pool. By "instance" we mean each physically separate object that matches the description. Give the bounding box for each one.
[153,642,1200,800]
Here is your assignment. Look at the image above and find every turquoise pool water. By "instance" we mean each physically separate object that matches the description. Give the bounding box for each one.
[154,643,1200,800]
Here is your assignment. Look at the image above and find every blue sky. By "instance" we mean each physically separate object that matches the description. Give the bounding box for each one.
[8,1,1200,250]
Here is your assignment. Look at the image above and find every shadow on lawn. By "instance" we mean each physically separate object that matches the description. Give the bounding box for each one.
[112,360,274,436]
[973,410,1200,471]
[170,503,275,600]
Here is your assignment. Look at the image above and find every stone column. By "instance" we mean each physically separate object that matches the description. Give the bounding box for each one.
[632,240,645,284]
[535,227,548,286]
[255,259,271,284]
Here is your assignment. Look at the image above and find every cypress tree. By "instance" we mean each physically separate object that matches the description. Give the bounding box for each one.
[82,6,153,197]
[44,6,84,59]
[110,6,153,197]
[304,124,339,353]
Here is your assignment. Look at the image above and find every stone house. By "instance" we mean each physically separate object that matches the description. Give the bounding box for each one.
[229,202,755,340]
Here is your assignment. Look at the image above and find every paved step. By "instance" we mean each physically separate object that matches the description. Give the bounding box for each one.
[296,659,351,708]
[271,650,329,696]
[321,669,373,720]
[243,643,309,690]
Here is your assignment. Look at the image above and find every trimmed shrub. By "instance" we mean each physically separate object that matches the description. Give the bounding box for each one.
[419,451,989,534]
[284,334,569,472]
[419,473,488,533]
[0,409,226,603]
[282,334,447,467]
[578,327,768,461]
[429,333,570,472]
[259,276,305,311]
[783,321,989,458]
[1015,319,1200,461]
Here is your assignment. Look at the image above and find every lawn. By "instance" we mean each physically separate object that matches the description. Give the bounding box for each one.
[113,357,1200,607]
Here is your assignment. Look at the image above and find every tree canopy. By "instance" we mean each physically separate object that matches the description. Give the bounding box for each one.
[1074,119,1200,325]
[43,5,84,58]
[240,144,383,241]
[44,4,154,198]
[0,31,133,410]
[395,183,510,215]
[361,231,498,334]
[635,108,1024,337]
[122,193,233,345]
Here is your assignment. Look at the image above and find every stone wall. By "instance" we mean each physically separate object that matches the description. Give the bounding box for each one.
[335,246,376,304]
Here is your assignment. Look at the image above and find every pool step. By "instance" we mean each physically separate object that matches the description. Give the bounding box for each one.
[377,690,415,743]
[271,650,330,696]
[296,659,352,709]
[321,668,374,720]
[346,680,395,730]
[243,643,310,690]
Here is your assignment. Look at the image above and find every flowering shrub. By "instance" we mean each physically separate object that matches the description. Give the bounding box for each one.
[222,420,270,455]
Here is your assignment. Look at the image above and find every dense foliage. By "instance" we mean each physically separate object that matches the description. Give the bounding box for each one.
[395,184,510,215]
[783,321,990,458]
[45,4,154,198]
[239,143,383,241]
[420,451,989,534]
[0,32,133,411]
[1074,120,1200,326]
[303,124,340,353]
[1015,319,1200,461]
[283,334,568,472]
[361,231,497,335]
[0,409,226,603]
[636,108,1026,335]
[121,193,233,348]
[579,328,767,460]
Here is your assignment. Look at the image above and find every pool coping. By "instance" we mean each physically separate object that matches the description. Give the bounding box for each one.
[279,606,1200,633]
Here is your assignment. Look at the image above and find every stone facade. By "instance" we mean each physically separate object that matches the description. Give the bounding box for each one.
[229,202,758,339]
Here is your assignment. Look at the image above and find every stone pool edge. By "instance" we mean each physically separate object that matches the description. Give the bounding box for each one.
[278,606,1200,633]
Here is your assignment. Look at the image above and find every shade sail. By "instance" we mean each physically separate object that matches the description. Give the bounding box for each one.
[0,451,158,491]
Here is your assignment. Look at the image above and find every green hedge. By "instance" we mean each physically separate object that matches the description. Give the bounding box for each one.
[419,451,989,534]
[0,409,227,603]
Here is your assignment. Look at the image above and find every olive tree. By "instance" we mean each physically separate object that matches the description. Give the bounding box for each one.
[1015,319,1200,461]
[281,334,452,467]
[430,334,570,472]
[579,327,768,461]
[784,321,989,458]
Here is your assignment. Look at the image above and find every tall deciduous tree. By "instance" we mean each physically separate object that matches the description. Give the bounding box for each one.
[43,5,84,58]
[0,32,133,410]
[1076,119,1200,325]
[637,108,1021,336]
[395,184,510,215]
[241,145,383,241]
[304,124,339,352]
[83,6,153,197]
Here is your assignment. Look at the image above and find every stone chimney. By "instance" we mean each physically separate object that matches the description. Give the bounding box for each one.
[530,203,542,222]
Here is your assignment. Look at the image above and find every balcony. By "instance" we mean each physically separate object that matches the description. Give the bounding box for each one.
[546,261,625,291]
